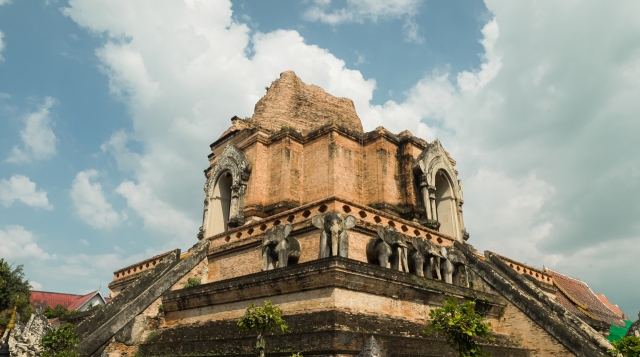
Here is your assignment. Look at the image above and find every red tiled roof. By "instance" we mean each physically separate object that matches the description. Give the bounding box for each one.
[30,291,83,309]
[30,290,104,311]
[595,293,628,320]
[547,269,625,327]
[67,292,97,311]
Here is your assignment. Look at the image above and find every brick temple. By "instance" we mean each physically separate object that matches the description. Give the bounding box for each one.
[74,71,624,357]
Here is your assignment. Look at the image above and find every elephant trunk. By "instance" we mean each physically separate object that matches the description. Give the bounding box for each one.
[401,247,409,273]
[329,223,341,256]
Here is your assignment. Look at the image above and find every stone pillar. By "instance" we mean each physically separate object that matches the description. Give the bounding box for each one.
[418,174,431,220]
[428,187,438,222]
[227,184,245,228]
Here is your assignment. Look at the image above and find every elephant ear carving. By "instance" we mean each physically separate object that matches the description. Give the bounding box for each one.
[344,215,356,230]
[283,223,292,238]
[311,214,325,229]
[376,225,386,240]
[441,246,448,259]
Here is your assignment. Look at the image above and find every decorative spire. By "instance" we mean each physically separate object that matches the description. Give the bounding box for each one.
[0,296,19,357]
[358,335,387,357]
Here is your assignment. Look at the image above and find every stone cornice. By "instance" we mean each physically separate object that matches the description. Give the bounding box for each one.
[162,256,507,317]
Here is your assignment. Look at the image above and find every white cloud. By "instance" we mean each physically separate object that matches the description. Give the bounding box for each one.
[463,169,558,265]
[29,281,42,290]
[0,174,53,210]
[100,130,141,173]
[64,0,375,245]
[5,97,58,164]
[0,225,53,261]
[70,170,123,229]
[63,0,640,314]
[116,181,196,246]
[0,31,5,61]
[79,239,89,245]
[0,0,11,5]
[303,0,422,25]
[402,18,423,44]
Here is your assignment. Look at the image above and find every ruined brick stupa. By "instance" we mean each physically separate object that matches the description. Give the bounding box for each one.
[74,71,620,357]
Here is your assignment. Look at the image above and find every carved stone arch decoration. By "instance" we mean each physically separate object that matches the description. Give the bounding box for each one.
[200,143,252,239]
[413,139,466,241]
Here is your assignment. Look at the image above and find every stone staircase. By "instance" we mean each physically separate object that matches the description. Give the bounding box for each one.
[75,239,209,357]
[454,241,613,357]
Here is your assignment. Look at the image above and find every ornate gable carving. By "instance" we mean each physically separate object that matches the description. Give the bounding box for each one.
[201,144,252,234]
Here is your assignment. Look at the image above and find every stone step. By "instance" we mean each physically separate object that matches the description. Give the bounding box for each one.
[455,241,609,357]
[77,239,209,357]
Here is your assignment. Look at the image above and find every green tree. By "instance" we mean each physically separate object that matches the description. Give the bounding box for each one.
[41,323,79,357]
[237,300,288,357]
[425,296,494,357]
[43,304,80,319]
[608,336,640,357]
[0,258,32,327]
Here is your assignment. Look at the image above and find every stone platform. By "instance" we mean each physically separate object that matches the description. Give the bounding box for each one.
[138,257,530,357]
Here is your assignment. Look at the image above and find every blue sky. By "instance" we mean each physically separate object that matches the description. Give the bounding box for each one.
[1,0,639,318]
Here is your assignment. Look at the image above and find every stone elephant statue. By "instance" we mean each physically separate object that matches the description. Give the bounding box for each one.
[408,237,444,280]
[312,211,357,258]
[261,224,301,271]
[366,225,409,271]
[441,246,468,287]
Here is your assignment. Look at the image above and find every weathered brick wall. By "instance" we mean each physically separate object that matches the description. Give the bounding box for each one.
[302,135,332,203]
[165,288,435,326]
[494,304,575,356]
[143,311,530,357]
[208,247,261,282]
[210,125,429,220]
[362,134,403,207]
[348,230,372,264]
[328,132,363,205]
[171,256,209,289]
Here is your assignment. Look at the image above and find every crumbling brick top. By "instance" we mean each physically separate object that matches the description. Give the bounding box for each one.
[250,71,364,135]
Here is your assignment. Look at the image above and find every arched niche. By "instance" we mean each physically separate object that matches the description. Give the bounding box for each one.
[413,140,466,240]
[434,170,458,237]
[207,172,233,235]
[200,143,251,239]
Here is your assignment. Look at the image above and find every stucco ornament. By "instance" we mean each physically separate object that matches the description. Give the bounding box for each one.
[408,237,444,280]
[1,307,51,357]
[312,211,357,259]
[413,140,466,240]
[202,143,252,232]
[358,336,387,357]
[261,224,301,270]
[441,246,469,287]
[366,225,409,272]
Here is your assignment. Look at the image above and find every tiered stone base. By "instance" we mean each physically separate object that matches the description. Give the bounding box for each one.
[140,311,529,357]
[139,257,530,357]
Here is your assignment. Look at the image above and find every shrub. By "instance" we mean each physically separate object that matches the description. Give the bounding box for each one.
[609,336,640,357]
[237,300,288,357]
[425,297,494,357]
[41,323,79,357]
[44,305,79,319]
[184,278,201,288]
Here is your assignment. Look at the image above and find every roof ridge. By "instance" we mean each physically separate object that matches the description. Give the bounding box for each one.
[32,290,84,296]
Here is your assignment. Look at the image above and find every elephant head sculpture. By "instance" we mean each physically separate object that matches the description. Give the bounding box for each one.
[366,225,409,271]
[312,211,357,258]
[408,237,444,280]
[261,224,301,271]
[441,246,468,287]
